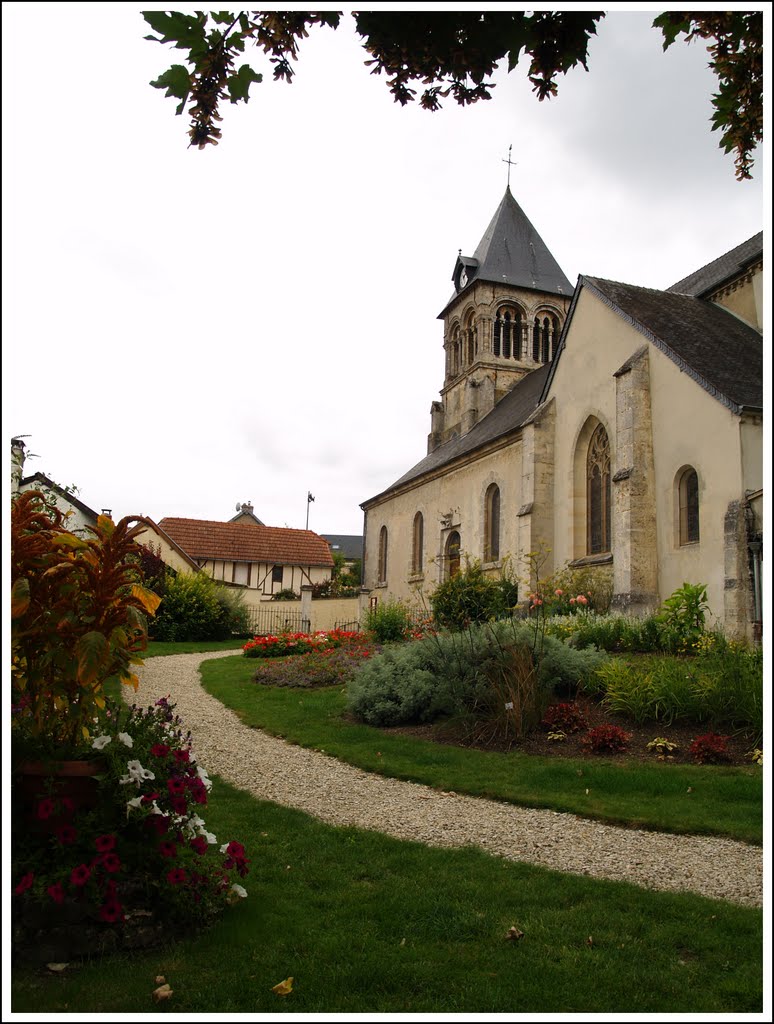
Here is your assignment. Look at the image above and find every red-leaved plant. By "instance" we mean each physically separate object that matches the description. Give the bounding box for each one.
[541,702,588,733]
[689,732,731,764]
[583,724,632,754]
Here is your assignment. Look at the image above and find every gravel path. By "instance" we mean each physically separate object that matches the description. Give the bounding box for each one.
[136,652,763,908]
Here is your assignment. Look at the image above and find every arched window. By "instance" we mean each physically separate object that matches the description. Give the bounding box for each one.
[494,305,523,360]
[377,526,388,584]
[678,468,700,544]
[412,512,424,573]
[484,484,500,562]
[465,312,477,364]
[587,424,611,554]
[445,531,461,579]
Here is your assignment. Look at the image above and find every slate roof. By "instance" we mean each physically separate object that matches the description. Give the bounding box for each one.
[362,364,551,506]
[159,518,335,567]
[440,188,572,317]
[19,473,100,522]
[322,534,363,561]
[667,233,763,297]
[580,277,763,412]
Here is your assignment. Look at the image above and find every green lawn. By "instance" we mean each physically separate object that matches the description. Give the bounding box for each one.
[201,654,763,844]
[145,639,246,658]
[11,774,762,1014]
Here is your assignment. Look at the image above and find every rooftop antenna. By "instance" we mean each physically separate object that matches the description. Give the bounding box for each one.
[502,143,517,189]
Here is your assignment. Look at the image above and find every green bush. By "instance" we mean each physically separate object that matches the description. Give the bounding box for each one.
[347,619,607,730]
[365,600,414,644]
[152,571,249,642]
[430,561,518,630]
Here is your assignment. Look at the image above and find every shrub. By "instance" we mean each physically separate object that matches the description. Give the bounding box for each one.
[152,572,248,642]
[689,732,731,764]
[272,588,300,602]
[347,619,607,731]
[583,724,632,754]
[430,561,517,630]
[541,702,588,733]
[656,582,710,652]
[365,600,414,644]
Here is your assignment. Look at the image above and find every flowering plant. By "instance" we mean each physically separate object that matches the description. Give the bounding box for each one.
[689,731,731,764]
[243,627,361,659]
[11,490,161,755]
[12,696,250,937]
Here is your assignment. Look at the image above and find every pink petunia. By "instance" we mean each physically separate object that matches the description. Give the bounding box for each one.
[145,814,170,836]
[99,901,124,923]
[166,867,188,886]
[95,834,116,853]
[36,798,55,820]
[167,777,186,796]
[159,840,177,858]
[47,882,65,904]
[56,825,78,845]
[70,864,91,887]
[100,852,121,873]
[150,743,170,758]
[189,836,208,856]
[14,872,35,895]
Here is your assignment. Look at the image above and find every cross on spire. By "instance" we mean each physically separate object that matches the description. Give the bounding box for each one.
[502,144,517,188]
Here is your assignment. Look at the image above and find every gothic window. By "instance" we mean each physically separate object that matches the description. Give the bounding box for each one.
[587,424,611,555]
[445,530,461,579]
[412,512,424,573]
[678,467,700,544]
[484,484,501,562]
[377,526,388,584]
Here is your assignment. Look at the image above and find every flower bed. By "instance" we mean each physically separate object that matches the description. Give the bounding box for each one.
[243,628,362,659]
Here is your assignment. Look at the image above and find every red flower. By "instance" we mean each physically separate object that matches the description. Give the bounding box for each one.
[145,814,169,836]
[95,834,116,853]
[167,867,188,886]
[70,864,91,887]
[226,840,246,859]
[56,825,78,845]
[47,882,65,904]
[14,872,34,895]
[188,779,208,805]
[173,748,190,764]
[167,777,186,796]
[141,792,160,805]
[189,836,208,856]
[60,797,75,814]
[159,840,177,858]
[99,901,124,923]
[36,798,55,820]
[100,852,121,873]
[169,795,188,815]
[150,743,170,758]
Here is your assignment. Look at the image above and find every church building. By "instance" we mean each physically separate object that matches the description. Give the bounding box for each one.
[360,189,763,638]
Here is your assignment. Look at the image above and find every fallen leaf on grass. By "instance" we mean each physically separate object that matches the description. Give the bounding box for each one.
[506,926,525,941]
[586,936,594,947]
[152,983,173,1003]
[46,963,69,973]
[155,975,166,985]
[271,977,294,996]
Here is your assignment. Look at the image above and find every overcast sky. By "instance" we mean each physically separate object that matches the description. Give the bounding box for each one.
[3,4,768,537]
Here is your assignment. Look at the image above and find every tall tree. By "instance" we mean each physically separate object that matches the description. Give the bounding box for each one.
[144,10,762,180]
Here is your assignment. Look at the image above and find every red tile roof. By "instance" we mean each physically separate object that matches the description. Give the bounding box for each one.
[159,518,334,568]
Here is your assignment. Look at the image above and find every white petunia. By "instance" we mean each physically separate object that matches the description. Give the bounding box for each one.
[117,732,134,748]
[230,884,247,898]
[92,735,112,750]
[204,831,217,844]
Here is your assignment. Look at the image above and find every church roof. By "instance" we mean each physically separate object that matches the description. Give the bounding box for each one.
[571,277,763,413]
[159,518,335,567]
[439,188,572,317]
[666,232,763,297]
[362,364,551,506]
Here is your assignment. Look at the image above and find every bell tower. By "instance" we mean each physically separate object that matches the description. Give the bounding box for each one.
[428,188,573,453]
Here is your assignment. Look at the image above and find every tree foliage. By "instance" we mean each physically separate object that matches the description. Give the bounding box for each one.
[143,10,762,180]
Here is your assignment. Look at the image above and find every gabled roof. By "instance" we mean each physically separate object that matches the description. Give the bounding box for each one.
[362,364,551,506]
[667,232,763,297]
[132,516,202,572]
[321,534,363,561]
[159,518,335,568]
[543,276,763,414]
[440,188,572,317]
[19,473,100,522]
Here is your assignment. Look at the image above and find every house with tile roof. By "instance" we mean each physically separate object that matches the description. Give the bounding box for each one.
[158,516,335,602]
[17,470,102,537]
[361,189,763,638]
